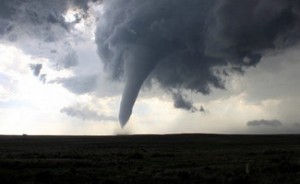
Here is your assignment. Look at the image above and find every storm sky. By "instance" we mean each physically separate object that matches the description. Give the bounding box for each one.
[1,0,300,135]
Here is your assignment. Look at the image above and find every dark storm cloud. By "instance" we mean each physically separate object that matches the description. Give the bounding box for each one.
[0,1,102,95]
[0,0,92,22]
[172,93,197,112]
[96,0,300,127]
[247,119,283,127]
[0,20,13,36]
[61,105,117,121]
[29,64,43,77]
[0,0,66,34]
[0,0,95,52]
[0,1,14,19]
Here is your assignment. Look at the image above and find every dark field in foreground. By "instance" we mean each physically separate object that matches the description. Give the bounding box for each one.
[0,134,300,184]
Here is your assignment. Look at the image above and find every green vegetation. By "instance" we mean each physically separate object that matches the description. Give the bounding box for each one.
[0,134,299,183]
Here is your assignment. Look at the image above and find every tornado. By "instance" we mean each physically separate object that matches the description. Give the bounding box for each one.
[119,70,150,128]
[119,48,157,128]
[96,0,300,128]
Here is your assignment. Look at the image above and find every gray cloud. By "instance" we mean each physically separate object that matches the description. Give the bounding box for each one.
[0,20,13,36]
[57,51,79,69]
[293,123,300,127]
[0,1,15,19]
[0,0,106,98]
[60,105,117,121]
[0,1,68,39]
[0,0,92,24]
[39,74,47,83]
[199,106,205,113]
[172,92,197,112]
[96,0,300,127]
[247,119,283,127]
[50,75,98,95]
[28,64,47,83]
[246,120,300,134]
[29,64,42,77]
[0,0,96,64]
[0,0,111,101]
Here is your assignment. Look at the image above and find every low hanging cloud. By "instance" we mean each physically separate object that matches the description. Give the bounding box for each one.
[57,51,79,70]
[50,75,98,95]
[172,93,197,112]
[60,105,117,122]
[29,64,47,83]
[247,119,283,127]
[96,0,300,127]
[293,123,300,127]
[29,64,43,77]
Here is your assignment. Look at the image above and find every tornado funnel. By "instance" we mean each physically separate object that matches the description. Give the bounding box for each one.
[119,52,156,128]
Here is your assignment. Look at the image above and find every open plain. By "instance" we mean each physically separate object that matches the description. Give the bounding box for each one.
[0,134,299,184]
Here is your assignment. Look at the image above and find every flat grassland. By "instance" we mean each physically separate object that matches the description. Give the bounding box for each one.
[0,134,300,184]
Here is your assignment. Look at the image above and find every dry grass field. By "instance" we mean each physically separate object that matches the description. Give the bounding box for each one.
[0,134,299,184]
